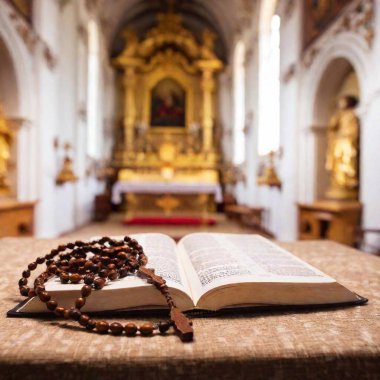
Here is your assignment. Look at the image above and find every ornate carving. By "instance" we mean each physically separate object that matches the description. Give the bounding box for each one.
[302,0,375,68]
[7,6,57,69]
[257,151,282,189]
[334,0,374,46]
[113,7,223,173]
[55,142,78,186]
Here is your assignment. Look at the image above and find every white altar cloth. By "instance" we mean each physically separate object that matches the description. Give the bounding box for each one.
[112,181,223,204]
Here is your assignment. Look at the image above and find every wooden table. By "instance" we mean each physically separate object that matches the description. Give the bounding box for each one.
[1,238,379,379]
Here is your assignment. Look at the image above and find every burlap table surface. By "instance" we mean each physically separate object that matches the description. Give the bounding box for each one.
[0,238,379,380]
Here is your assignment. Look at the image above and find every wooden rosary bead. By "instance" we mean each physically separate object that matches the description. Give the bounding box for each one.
[64,309,72,319]
[48,265,58,274]
[79,314,90,327]
[139,322,154,336]
[86,319,97,330]
[60,272,70,284]
[46,300,58,311]
[28,262,37,271]
[158,321,171,334]
[75,297,86,309]
[110,322,123,335]
[22,270,31,278]
[96,321,109,334]
[20,286,30,296]
[28,289,36,298]
[69,308,82,321]
[55,306,65,317]
[69,273,82,284]
[36,256,45,264]
[94,278,105,290]
[35,285,45,295]
[81,285,92,297]
[38,291,51,303]
[19,278,27,287]
[119,268,129,278]
[98,269,108,278]
[108,270,118,281]
[84,275,94,285]
[117,252,127,261]
[124,322,138,336]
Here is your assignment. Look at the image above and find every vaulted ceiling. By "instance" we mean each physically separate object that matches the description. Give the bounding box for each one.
[99,0,254,62]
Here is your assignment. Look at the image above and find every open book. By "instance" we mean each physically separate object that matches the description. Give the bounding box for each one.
[14,233,365,314]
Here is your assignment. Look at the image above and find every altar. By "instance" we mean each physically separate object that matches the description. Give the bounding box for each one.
[110,7,225,218]
[112,169,222,221]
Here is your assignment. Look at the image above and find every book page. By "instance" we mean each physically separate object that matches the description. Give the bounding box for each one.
[43,233,191,296]
[178,233,335,304]
[132,233,191,294]
[19,233,195,313]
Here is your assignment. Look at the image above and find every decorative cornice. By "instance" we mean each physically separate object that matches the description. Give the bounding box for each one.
[333,0,374,45]
[6,4,58,70]
[302,0,374,68]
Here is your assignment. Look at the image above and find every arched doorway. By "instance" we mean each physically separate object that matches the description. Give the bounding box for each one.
[0,36,19,115]
[312,58,360,199]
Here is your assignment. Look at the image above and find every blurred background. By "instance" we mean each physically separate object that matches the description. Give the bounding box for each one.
[0,0,379,254]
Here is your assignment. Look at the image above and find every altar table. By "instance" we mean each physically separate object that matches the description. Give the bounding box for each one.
[112,181,222,204]
[1,239,379,380]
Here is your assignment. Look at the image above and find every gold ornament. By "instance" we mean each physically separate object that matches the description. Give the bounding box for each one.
[0,105,13,193]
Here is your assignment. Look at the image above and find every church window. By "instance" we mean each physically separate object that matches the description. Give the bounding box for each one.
[233,40,246,165]
[258,14,281,156]
[87,19,101,158]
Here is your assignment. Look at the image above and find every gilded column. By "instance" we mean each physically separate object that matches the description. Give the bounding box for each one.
[200,67,215,153]
[198,60,222,153]
[123,66,137,156]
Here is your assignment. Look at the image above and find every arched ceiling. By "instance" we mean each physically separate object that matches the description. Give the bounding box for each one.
[99,0,246,62]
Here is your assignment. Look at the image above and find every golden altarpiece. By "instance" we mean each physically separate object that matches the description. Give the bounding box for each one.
[112,9,223,218]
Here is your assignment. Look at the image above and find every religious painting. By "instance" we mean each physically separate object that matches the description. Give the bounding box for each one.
[150,78,186,129]
[303,0,352,50]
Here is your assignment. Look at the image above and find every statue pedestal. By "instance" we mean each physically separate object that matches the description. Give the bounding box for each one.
[0,199,36,237]
[297,200,362,246]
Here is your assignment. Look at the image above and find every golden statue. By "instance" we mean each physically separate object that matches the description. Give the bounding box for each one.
[325,95,360,200]
[0,105,13,192]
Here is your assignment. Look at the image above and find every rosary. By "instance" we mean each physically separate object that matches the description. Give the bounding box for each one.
[18,236,194,342]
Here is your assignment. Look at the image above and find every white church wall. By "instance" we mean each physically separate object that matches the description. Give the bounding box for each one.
[275,0,302,240]
[244,0,295,238]
[33,0,62,237]
[0,0,110,237]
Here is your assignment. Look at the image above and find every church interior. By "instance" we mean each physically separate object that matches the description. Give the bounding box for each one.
[2,1,380,378]
[0,0,379,251]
